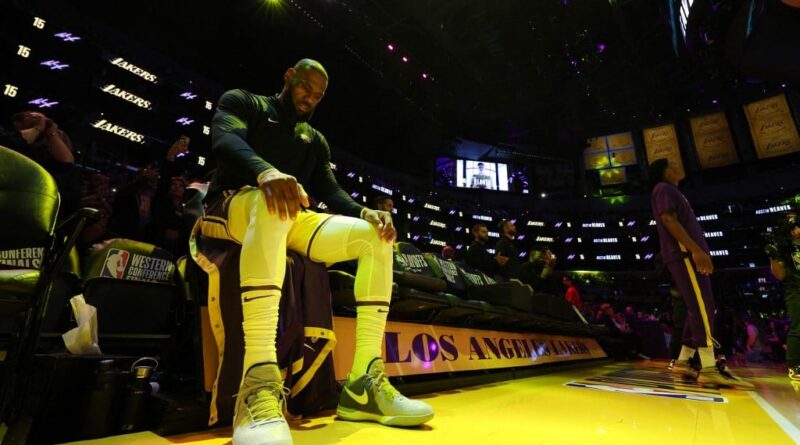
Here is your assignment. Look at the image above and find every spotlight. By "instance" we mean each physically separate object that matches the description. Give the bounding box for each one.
[540,192,547,198]
[422,73,428,79]
[387,43,395,51]
[402,56,409,63]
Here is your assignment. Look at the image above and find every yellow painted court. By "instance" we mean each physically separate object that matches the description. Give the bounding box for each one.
[62,360,800,445]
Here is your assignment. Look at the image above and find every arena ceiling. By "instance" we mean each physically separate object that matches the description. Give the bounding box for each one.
[25,0,795,177]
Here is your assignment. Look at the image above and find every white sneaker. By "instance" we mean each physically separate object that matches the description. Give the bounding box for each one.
[232,363,292,445]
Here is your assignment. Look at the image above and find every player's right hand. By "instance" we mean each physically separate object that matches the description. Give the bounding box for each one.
[692,250,714,275]
[258,169,309,220]
[496,255,509,266]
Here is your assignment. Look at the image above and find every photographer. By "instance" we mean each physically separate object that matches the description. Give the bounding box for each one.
[766,208,800,381]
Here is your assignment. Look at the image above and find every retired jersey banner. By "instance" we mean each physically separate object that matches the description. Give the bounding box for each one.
[644,124,684,176]
[331,317,607,380]
[690,112,738,169]
[744,95,800,159]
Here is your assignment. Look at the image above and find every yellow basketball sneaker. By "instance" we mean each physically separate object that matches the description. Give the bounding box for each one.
[337,358,434,427]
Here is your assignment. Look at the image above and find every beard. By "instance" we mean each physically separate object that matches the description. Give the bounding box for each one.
[288,93,314,122]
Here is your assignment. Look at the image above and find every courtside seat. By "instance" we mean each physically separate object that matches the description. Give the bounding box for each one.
[0,145,98,425]
[81,238,182,355]
[393,243,447,293]
[422,253,467,296]
[464,300,513,328]
[328,269,400,316]
[421,253,484,325]
[328,268,444,322]
[328,269,357,315]
[389,243,449,322]
[455,262,534,314]
[38,246,83,341]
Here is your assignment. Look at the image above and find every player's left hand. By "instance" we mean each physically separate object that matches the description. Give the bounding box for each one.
[361,209,396,242]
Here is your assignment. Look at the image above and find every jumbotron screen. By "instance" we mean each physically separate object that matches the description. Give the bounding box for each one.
[435,157,529,194]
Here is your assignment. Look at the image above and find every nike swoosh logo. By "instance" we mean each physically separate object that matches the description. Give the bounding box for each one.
[243,294,269,302]
[344,385,370,406]
[267,117,280,123]
[377,309,389,313]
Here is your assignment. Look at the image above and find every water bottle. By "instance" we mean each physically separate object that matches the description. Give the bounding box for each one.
[119,357,160,433]
[119,365,153,432]
[82,359,121,438]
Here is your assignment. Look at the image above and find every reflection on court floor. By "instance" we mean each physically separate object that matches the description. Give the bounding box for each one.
[566,364,727,403]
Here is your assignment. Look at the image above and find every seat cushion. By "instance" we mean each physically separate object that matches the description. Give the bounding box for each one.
[0,268,40,295]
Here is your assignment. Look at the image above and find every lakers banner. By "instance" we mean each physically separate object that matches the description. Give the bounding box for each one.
[586,132,636,170]
[585,136,608,153]
[690,112,738,169]
[599,167,626,186]
[609,149,637,167]
[644,124,684,176]
[584,152,611,170]
[331,317,607,380]
[607,132,634,150]
[744,95,800,159]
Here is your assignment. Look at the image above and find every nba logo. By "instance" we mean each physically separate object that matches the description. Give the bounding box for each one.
[102,248,130,279]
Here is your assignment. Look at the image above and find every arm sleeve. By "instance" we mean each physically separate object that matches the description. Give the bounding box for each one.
[211,89,273,183]
[309,135,364,218]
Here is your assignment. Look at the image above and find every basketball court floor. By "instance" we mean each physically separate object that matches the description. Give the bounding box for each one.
[63,360,800,445]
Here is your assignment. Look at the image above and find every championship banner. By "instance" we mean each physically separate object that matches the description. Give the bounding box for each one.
[585,136,608,153]
[609,149,637,167]
[744,95,800,159]
[586,132,636,170]
[331,317,607,380]
[584,152,611,170]
[644,124,684,176]
[607,132,634,150]
[690,112,738,169]
[599,167,626,186]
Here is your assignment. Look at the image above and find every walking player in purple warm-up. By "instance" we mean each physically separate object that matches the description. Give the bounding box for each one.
[649,158,750,387]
